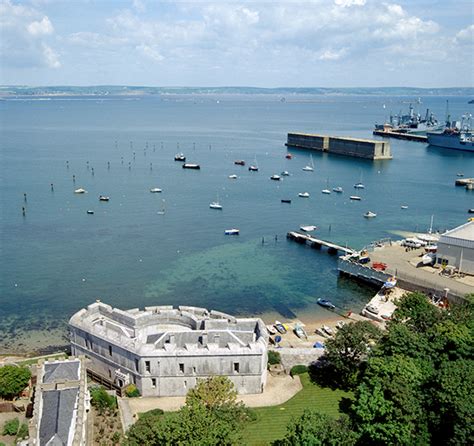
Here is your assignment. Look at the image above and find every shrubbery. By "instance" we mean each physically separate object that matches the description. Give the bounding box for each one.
[0,365,31,400]
[268,350,281,366]
[2,418,19,436]
[124,384,140,398]
[90,386,117,414]
[289,365,308,377]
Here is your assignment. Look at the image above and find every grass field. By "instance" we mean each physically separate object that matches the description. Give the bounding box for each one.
[241,373,351,446]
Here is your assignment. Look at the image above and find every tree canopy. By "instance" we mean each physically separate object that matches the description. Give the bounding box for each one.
[0,365,31,400]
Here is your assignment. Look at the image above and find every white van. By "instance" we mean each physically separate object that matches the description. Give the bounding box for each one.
[401,238,422,248]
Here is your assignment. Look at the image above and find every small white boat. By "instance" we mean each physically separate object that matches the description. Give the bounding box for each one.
[174,153,186,162]
[350,195,362,201]
[354,183,365,189]
[224,228,240,235]
[150,188,162,193]
[280,171,290,176]
[228,174,238,179]
[74,188,87,194]
[336,320,346,330]
[209,202,222,210]
[364,211,377,218]
[315,328,329,338]
[266,324,276,335]
[333,187,343,193]
[99,195,110,202]
[422,253,436,265]
[322,189,331,194]
[322,325,334,336]
[298,192,310,198]
[300,225,317,232]
[248,165,258,172]
[270,175,281,181]
[302,154,314,172]
[401,205,408,209]
[294,324,308,339]
[182,163,200,169]
[86,210,94,215]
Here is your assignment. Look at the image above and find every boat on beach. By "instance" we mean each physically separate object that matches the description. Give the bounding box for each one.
[317,298,336,309]
[266,324,276,335]
[294,324,308,339]
[274,321,287,334]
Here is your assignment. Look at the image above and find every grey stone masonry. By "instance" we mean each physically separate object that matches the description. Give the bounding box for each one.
[69,302,269,397]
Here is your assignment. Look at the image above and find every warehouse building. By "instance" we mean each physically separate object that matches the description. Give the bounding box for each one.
[436,221,474,274]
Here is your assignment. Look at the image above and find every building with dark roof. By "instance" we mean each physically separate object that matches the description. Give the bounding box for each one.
[30,357,90,446]
[69,302,268,397]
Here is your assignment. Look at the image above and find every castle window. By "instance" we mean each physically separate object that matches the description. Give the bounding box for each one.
[234,363,240,373]
[179,363,184,374]
[135,359,139,372]
[108,345,112,356]
[145,361,151,373]
[151,378,156,388]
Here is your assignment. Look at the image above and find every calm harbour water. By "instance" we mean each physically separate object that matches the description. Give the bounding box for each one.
[1,94,472,352]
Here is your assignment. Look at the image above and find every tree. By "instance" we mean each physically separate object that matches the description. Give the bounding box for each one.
[89,386,117,414]
[124,377,251,446]
[0,365,31,400]
[350,355,430,445]
[322,321,382,389]
[427,359,474,445]
[273,410,358,446]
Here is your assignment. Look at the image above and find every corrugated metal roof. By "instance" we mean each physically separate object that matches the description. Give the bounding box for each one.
[439,221,474,249]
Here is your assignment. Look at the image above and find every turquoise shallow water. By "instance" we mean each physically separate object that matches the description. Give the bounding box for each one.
[1,95,473,351]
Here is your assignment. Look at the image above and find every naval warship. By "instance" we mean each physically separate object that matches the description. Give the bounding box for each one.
[427,114,473,152]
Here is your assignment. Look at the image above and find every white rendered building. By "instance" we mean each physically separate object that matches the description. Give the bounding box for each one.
[437,221,474,274]
[69,302,268,397]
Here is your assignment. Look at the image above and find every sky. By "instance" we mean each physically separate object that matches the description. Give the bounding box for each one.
[0,0,473,87]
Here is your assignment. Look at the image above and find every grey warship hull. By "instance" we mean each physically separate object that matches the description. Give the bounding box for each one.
[426,132,474,152]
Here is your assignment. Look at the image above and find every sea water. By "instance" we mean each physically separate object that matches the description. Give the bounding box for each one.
[1,94,472,352]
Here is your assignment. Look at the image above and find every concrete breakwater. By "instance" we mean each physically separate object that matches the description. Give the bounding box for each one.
[286,132,392,160]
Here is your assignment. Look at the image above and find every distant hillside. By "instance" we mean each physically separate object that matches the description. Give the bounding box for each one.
[0,85,472,97]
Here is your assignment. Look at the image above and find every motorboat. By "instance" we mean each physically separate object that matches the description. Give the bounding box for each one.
[224,228,239,235]
[248,165,259,172]
[422,253,436,265]
[354,183,365,189]
[183,163,200,169]
[209,202,223,210]
[383,276,397,289]
[333,187,343,193]
[469,209,474,213]
[350,195,362,201]
[317,298,336,310]
[302,154,314,172]
[286,153,293,159]
[174,153,186,162]
[270,175,281,181]
[300,225,317,232]
[298,192,310,198]
[401,205,409,209]
[228,174,238,179]
[234,160,245,166]
[99,195,110,201]
[294,324,308,339]
[74,188,87,194]
[365,304,379,315]
[86,210,94,215]
[364,211,377,218]
[150,188,162,193]
[266,324,276,335]
[281,199,292,204]
[280,171,290,176]
[274,321,287,334]
[322,189,331,194]
[315,328,329,338]
[457,173,464,177]
[336,320,346,330]
[322,325,334,336]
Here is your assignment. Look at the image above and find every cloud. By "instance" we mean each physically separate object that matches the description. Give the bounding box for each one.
[136,44,163,62]
[0,0,60,70]
[455,24,473,44]
[319,48,346,60]
[334,0,366,7]
[27,16,53,35]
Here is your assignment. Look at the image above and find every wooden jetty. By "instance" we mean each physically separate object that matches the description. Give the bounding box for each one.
[287,231,355,255]
[372,130,428,143]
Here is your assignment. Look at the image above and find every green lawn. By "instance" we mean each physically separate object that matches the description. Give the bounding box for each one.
[15,353,67,367]
[241,373,351,446]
